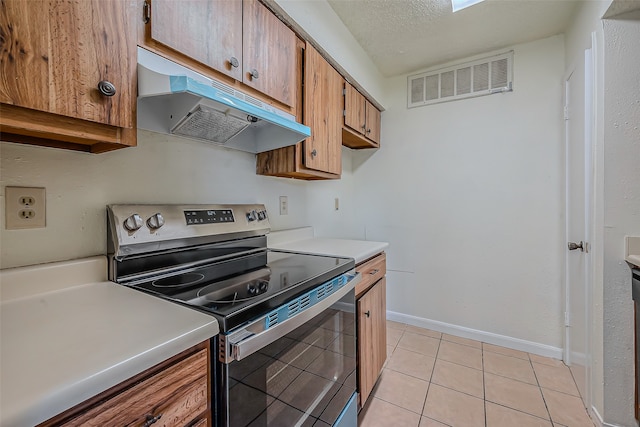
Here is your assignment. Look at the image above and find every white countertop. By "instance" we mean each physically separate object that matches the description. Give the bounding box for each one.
[268,227,389,264]
[0,257,219,427]
[626,236,640,268]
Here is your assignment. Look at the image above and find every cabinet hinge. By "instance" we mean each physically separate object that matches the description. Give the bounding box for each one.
[143,1,151,24]
[563,105,569,121]
[564,311,571,327]
[343,88,346,96]
[343,110,346,117]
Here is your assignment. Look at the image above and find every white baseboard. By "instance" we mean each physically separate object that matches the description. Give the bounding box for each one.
[387,310,563,359]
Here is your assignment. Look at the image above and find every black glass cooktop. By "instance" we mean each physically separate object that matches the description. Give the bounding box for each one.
[129,250,355,331]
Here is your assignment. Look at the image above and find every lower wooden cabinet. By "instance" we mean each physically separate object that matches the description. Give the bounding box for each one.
[356,253,387,408]
[39,341,210,427]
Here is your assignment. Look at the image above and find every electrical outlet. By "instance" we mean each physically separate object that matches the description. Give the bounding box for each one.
[5,186,46,229]
[335,198,340,211]
[279,196,288,215]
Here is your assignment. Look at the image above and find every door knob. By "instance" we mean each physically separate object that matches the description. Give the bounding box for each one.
[568,241,584,252]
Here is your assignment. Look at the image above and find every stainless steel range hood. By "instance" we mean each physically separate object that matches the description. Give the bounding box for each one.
[137,48,310,153]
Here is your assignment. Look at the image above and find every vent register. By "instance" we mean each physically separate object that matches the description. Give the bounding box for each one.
[408,51,513,108]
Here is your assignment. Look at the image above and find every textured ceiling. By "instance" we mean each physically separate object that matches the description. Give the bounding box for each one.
[326,0,582,77]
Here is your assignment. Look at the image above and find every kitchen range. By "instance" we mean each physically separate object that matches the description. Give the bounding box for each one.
[107,204,361,427]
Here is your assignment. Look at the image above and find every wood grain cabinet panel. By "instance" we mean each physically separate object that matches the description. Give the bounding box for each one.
[149,0,243,81]
[303,43,343,175]
[256,41,343,180]
[342,82,381,149]
[143,0,295,109]
[357,277,387,407]
[39,343,210,427]
[0,0,137,152]
[242,0,295,107]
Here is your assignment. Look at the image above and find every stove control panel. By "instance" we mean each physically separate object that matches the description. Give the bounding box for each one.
[107,204,271,258]
[184,209,235,225]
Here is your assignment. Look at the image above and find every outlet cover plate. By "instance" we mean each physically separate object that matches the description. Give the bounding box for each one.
[5,186,46,229]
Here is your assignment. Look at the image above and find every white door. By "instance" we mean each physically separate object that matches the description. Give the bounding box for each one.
[564,47,594,406]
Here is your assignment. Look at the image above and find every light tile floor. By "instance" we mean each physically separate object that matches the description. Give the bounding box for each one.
[359,321,594,427]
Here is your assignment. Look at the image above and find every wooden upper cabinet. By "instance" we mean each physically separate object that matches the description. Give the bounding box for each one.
[365,100,381,144]
[255,40,342,180]
[303,43,343,175]
[0,0,135,129]
[0,0,137,152]
[344,84,366,136]
[149,0,243,81]
[342,82,381,149]
[143,0,295,109]
[242,0,295,107]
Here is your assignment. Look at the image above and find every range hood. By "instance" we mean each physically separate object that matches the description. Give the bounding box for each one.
[137,47,310,153]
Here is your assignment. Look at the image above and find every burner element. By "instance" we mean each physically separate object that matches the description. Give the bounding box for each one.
[197,279,269,304]
[152,272,205,288]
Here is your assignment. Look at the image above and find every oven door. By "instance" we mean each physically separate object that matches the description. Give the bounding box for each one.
[215,273,359,427]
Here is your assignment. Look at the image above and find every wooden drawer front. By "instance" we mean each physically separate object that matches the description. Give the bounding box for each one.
[63,349,208,426]
[355,253,386,298]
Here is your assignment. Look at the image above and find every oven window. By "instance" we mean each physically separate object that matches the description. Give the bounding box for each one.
[220,293,356,426]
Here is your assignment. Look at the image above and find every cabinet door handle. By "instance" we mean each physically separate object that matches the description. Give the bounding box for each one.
[229,57,239,68]
[249,69,259,80]
[369,269,379,275]
[310,149,317,158]
[366,129,371,134]
[142,0,150,24]
[364,310,370,318]
[361,124,366,130]
[97,81,116,97]
[143,414,162,427]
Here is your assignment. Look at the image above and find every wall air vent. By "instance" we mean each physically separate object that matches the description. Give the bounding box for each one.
[408,51,513,108]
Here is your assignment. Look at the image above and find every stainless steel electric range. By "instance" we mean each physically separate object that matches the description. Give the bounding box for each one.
[107,204,360,427]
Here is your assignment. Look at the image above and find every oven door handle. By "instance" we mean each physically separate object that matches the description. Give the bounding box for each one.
[221,272,361,364]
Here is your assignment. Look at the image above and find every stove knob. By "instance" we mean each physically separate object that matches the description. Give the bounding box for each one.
[246,210,258,222]
[247,284,257,295]
[147,213,165,230]
[257,210,266,221]
[258,281,268,292]
[123,214,143,232]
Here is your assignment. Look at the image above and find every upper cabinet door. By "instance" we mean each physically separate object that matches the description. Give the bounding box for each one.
[149,0,243,81]
[0,0,136,129]
[344,83,365,135]
[365,100,381,144]
[303,43,343,175]
[243,0,295,107]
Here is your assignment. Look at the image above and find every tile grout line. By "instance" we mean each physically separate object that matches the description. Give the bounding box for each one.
[482,343,487,427]
[419,334,442,420]
[528,351,554,424]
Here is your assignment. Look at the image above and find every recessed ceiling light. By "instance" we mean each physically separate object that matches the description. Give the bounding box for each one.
[451,0,485,12]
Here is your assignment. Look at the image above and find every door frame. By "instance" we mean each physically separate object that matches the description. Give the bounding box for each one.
[563,40,596,411]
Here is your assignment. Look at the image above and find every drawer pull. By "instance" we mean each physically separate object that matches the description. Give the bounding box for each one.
[143,414,163,427]
[369,269,380,275]
[365,310,370,317]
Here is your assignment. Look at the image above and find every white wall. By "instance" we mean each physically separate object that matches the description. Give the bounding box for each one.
[350,35,567,351]
[0,131,315,269]
[602,10,640,426]
[274,0,386,106]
